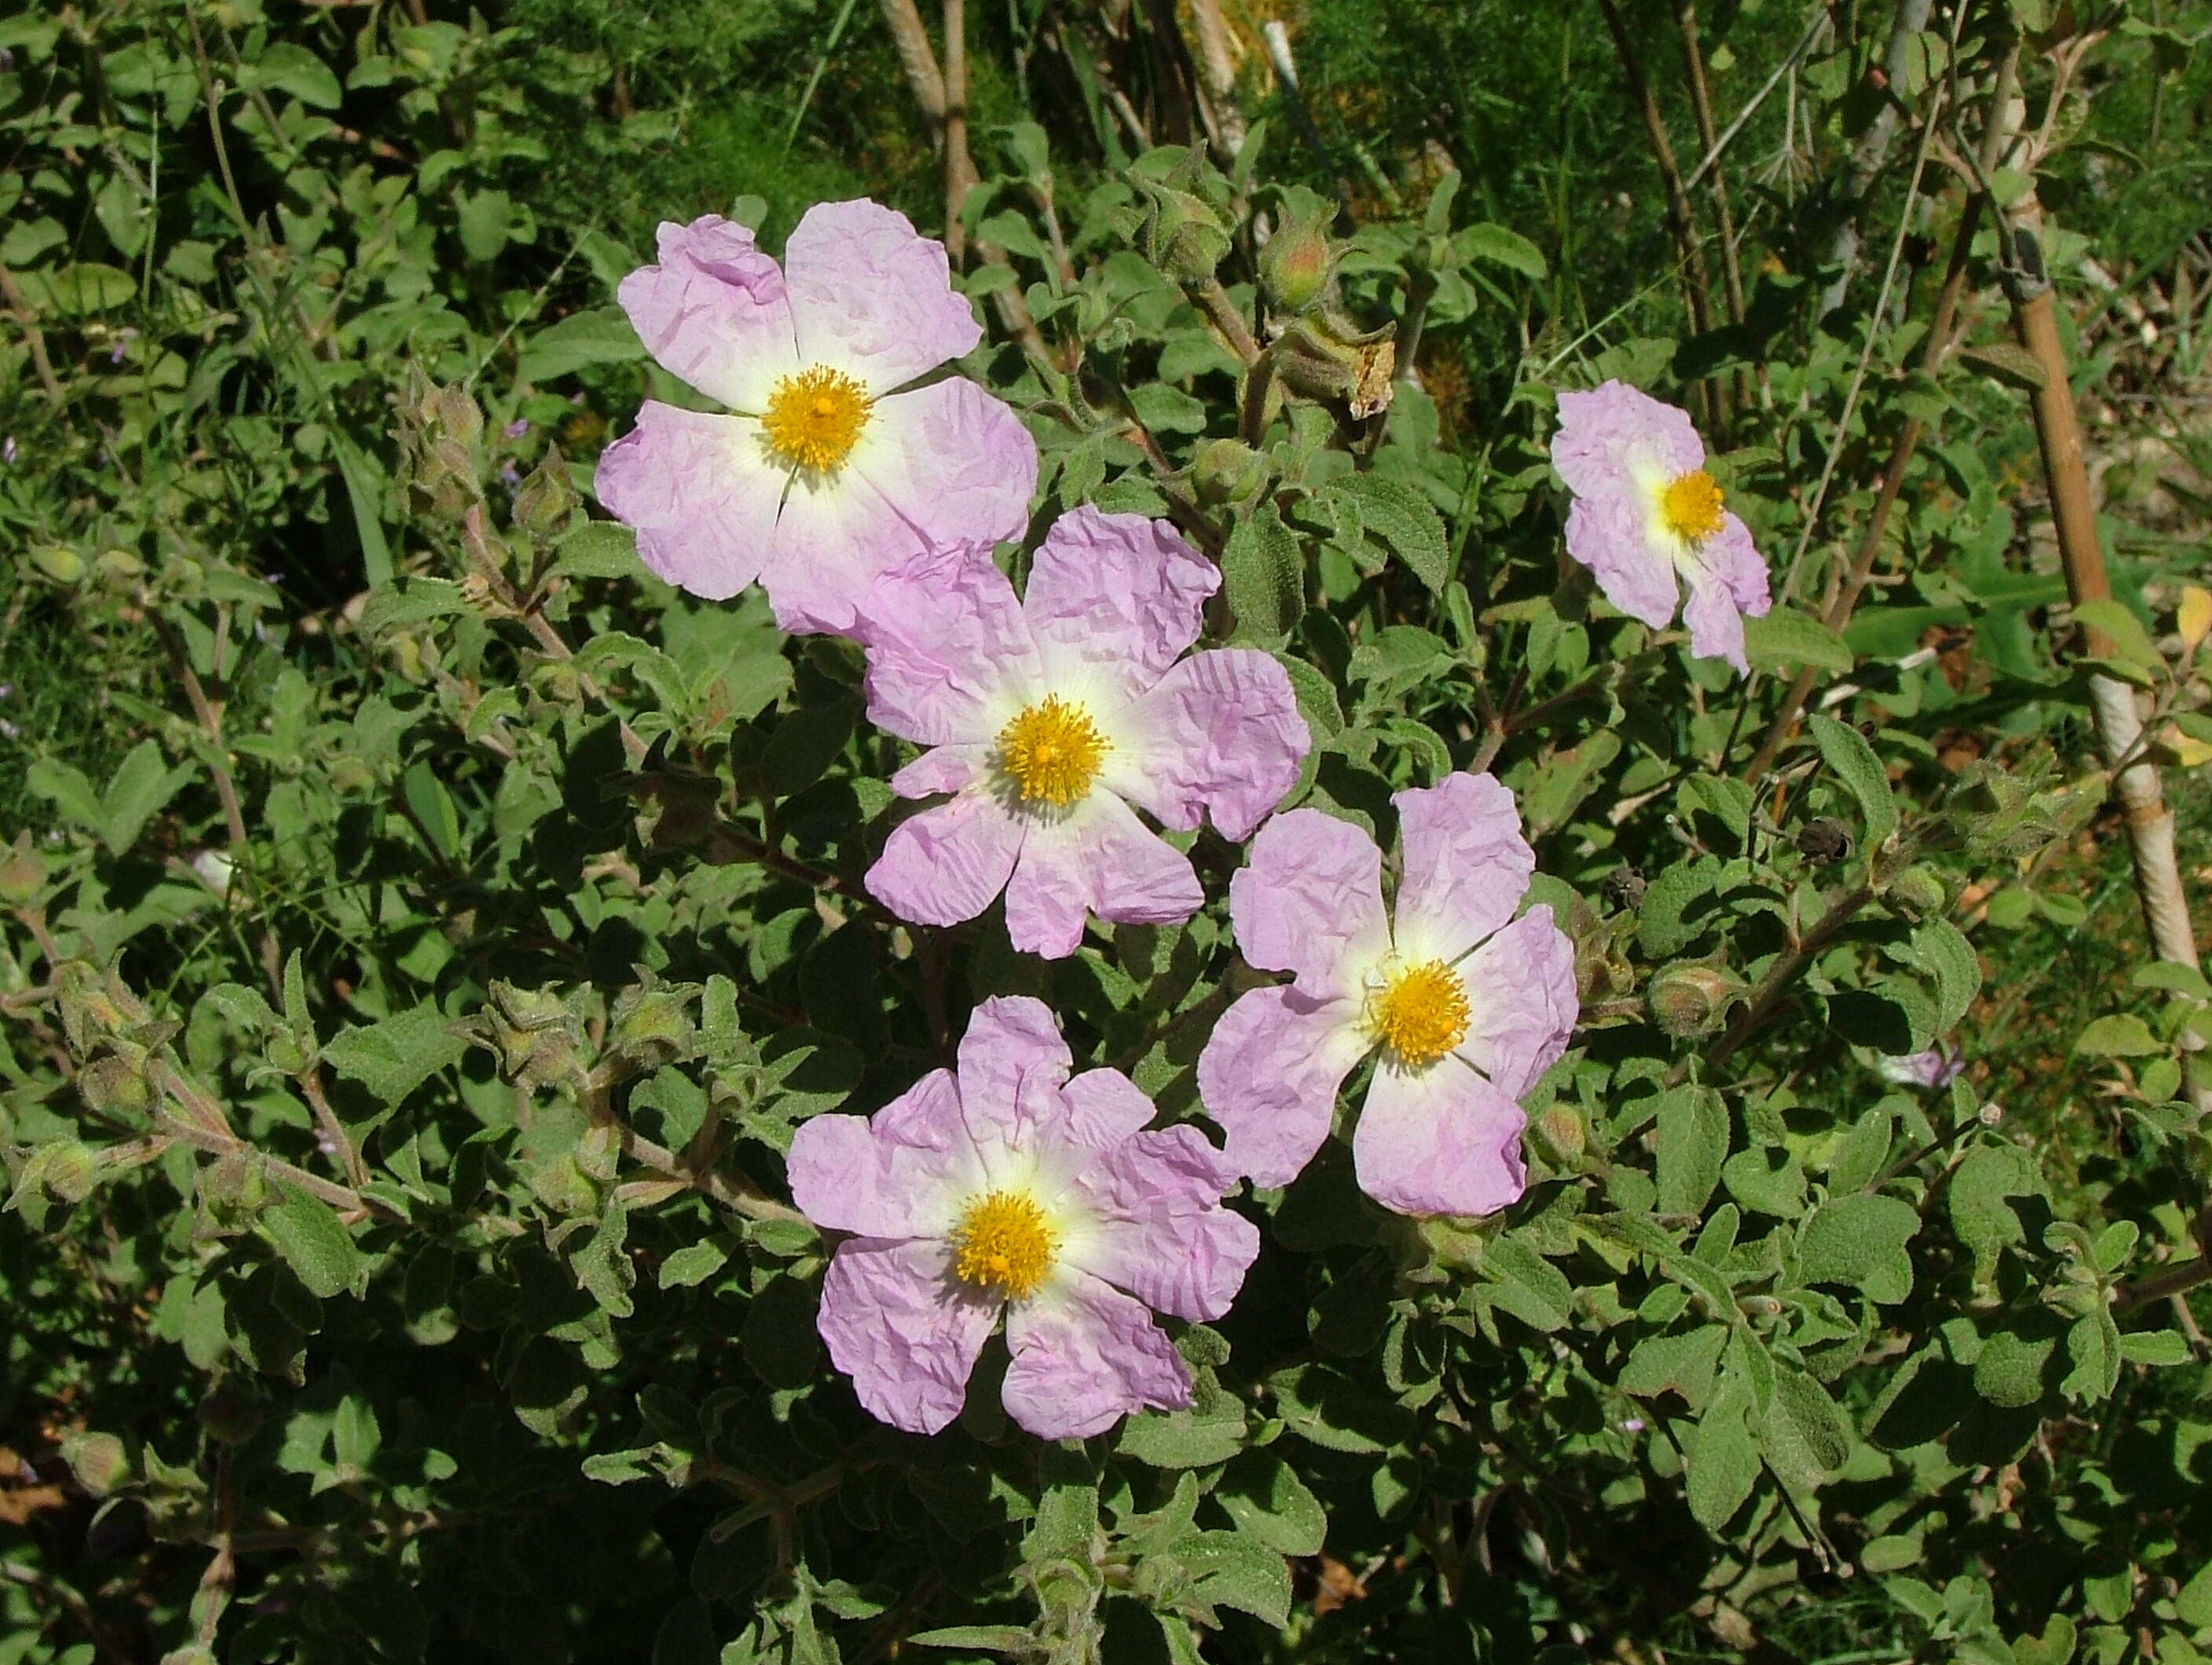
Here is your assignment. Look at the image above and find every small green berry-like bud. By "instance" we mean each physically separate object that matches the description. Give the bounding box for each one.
[1885,864,1948,918]
[1646,961,1743,1039]
[513,449,576,536]
[60,1430,134,1496]
[1139,182,1232,284]
[1257,194,1335,316]
[0,834,46,905]
[1190,438,1270,507]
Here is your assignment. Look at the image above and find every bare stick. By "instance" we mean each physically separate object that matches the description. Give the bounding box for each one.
[877,0,946,127]
[942,0,974,267]
[1595,0,1719,426]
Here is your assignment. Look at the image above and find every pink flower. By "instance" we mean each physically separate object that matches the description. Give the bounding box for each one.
[1196,774,1578,1217]
[594,202,1038,634]
[859,507,1310,960]
[1550,379,1771,673]
[786,997,1260,1439]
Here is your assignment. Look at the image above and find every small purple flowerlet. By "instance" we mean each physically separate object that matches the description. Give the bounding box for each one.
[859,507,1310,959]
[1197,774,1578,1217]
[595,200,1038,634]
[1550,379,1772,673]
[1879,1040,1964,1090]
[787,997,1260,1439]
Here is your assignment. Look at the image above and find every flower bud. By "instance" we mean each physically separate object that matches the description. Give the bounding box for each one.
[197,1376,264,1446]
[434,382,485,448]
[1885,864,1948,918]
[1139,182,1232,284]
[1190,438,1270,507]
[513,448,576,536]
[1258,195,1335,317]
[78,1052,152,1118]
[1533,1104,1587,1166]
[0,834,46,905]
[60,1430,133,1496]
[1646,961,1744,1039]
[611,983,697,1070]
[1796,818,1853,865]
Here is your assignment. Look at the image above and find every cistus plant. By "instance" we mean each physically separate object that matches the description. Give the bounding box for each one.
[7,2,2212,1663]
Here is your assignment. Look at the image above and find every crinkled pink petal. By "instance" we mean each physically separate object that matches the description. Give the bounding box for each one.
[1679,511,1771,674]
[786,1068,975,1239]
[1352,1058,1529,1217]
[846,379,1038,567]
[1390,773,1535,967]
[1022,508,1218,703]
[1053,1067,1159,1154]
[1562,483,1679,631]
[817,1237,998,1435]
[866,792,1024,930]
[1682,563,1749,673]
[1228,808,1390,1001]
[1005,793,1203,960]
[1002,1273,1192,1439]
[1455,906,1580,1098]
[1196,985,1369,1187]
[856,543,1037,744]
[892,744,991,800]
[1065,1125,1258,1321]
[1551,380,1704,497]
[592,404,778,602]
[955,995,1074,1155]
[1106,650,1309,840]
[782,199,981,393]
[750,461,917,635]
[617,216,797,413]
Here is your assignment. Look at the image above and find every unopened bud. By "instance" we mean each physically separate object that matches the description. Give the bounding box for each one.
[529,1152,602,1217]
[1796,818,1854,865]
[60,1430,132,1496]
[1533,1105,1586,1164]
[78,1052,152,1118]
[0,834,46,904]
[42,1140,100,1202]
[1646,961,1743,1039]
[1258,195,1335,316]
[1191,438,1270,507]
[1140,183,1232,284]
[1885,864,1947,918]
[197,1377,264,1445]
[433,383,485,448]
[610,983,696,1070]
[513,449,576,536]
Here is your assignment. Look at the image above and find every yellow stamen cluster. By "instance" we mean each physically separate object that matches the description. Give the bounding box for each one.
[998,696,1109,808]
[1370,959,1472,1069]
[760,364,872,473]
[1661,468,1726,544]
[950,1190,1057,1301]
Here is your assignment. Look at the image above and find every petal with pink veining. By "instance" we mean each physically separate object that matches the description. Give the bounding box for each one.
[782,199,982,393]
[617,216,797,413]
[592,404,779,602]
[1000,1272,1192,1439]
[1064,1125,1259,1321]
[1196,985,1369,1188]
[866,792,1024,931]
[855,543,1036,745]
[1227,808,1389,1001]
[1390,772,1535,968]
[1351,1058,1529,1218]
[786,1068,976,1239]
[1104,649,1309,840]
[816,1237,998,1435]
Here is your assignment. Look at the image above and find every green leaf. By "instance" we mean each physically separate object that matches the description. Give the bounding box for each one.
[1973,1327,2056,1407]
[1481,1238,1574,1333]
[99,739,189,855]
[1222,503,1305,646]
[1655,1085,1728,1216]
[1620,1325,1728,1409]
[246,42,344,108]
[1324,474,1451,593]
[1796,1193,1919,1304]
[1685,1384,1760,1529]
[323,1006,468,1106]
[1949,1145,2045,1274]
[1808,714,1898,848]
[261,1185,366,1299]
[1636,857,1721,958]
[359,578,472,639]
[1957,341,2046,392]
[1119,1392,1247,1469]
[517,306,645,383]
[1906,918,1983,1034]
[1743,608,1855,675]
[1178,1530,1292,1626]
[551,521,643,580]
[2075,1014,2162,1057]
[2061,1308,2122,1402]
[763,697,857,799]
[457,188,515,264]
[34,262,138,313]
[2071,599,2163,672]
[1453,221,1547,280]
[25,759,106,835]
[657,1241,729,1290]
[1269,1363,1415,1455]
[1215,1451,1326,1557]
[1762,1367,1853,1490]
[2117,1329,2191,1367]
[905,1628,1032,1654]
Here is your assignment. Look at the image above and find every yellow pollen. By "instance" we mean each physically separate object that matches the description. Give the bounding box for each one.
[950,1190,1057,1301]
[1370,959,1471,1069]
[1661,468,1726,543]
[760,365,872,472]
[998,696,1109,807]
